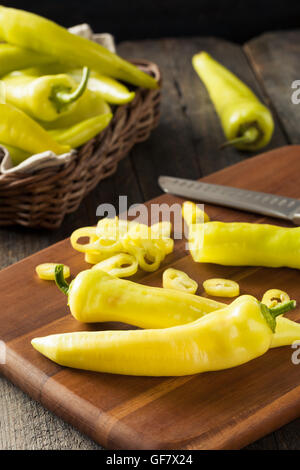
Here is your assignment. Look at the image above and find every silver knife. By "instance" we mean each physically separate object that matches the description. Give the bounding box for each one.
[158,175,300,225]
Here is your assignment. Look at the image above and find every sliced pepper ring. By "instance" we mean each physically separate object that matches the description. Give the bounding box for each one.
[91,253,138,278]
[203,278,240,298]
[163,268,198,294]
[262,289,290,309]
[36,263,70,281]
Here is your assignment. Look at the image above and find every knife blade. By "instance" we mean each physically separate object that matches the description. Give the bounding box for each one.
[158,175,300,225]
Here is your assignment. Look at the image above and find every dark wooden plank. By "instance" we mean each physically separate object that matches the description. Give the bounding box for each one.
[118,39,202,201]
[2,146,300,450]
[244,30,300,144]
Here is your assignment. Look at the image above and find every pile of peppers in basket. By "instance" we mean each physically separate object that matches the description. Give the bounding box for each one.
[0,6,158,166]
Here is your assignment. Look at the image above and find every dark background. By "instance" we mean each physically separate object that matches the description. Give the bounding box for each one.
[3,0,300,43]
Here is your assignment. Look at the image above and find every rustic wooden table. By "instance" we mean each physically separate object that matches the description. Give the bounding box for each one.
[1,31,300,450]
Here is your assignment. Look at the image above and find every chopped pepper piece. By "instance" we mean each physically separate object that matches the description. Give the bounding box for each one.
[91,253,138,278]
[203,278,240,298]
[36,263,70,281]
[163,268,198,294]
[262,289,290,309]
[182,201,210,226]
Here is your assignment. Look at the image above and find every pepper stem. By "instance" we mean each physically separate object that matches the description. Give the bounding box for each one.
[260,300,296,333]
[220,127,260,149]
[269,300,297,317]
[54,264,70,295]
[50,67,90,112]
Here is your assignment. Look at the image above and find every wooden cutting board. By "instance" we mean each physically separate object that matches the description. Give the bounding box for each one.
[2,145,300,450]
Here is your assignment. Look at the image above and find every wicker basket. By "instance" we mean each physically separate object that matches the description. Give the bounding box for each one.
[0,60,161,229]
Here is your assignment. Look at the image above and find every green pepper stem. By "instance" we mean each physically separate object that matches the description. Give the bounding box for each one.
[260,300,296,333]
[220,127,260,149]
[54,264,69,295]
[269,300,296,317]
[50,66,90,111]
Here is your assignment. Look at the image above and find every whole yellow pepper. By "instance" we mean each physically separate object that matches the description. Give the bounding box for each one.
[41,91,110,129]
[188,221,300,269]
[0,43,53,77]
[2,67,90,122]
[0,103,69,155]
[54,266,300,349]
[192,52,274,151]
[13,63,135,106]
[54,266,224,328]
[31,296,295,376]
[48,113,113,149]
[68,69,135,105]
[270,316,300,348]
[3,110,112,168]
[0,6,158,89]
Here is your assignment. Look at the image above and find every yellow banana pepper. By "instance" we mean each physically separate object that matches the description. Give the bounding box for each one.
[188,221,300,269]
[41,91,110,130]
[0,103,69,155]
[31,295,295,376]
[2,67,90,122]
[49,113,113,149]
[54,265,225,327]
[0,43,53,77]
[270,316,300,348]
[1,112,110,165]
[13,64,135,106]
[69,69,135,105]
[192,52,274,151]
[0,6,158,89]
[54,266,300,349]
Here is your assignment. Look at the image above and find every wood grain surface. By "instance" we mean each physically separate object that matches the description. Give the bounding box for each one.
[1,32,300,450]
[1,146,300,449]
